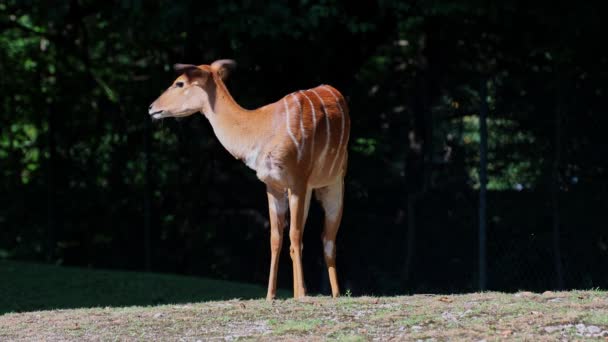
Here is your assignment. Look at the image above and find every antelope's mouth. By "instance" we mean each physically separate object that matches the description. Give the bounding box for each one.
[149,110,164,120]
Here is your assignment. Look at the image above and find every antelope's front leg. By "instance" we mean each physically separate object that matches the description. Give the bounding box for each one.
[288,186,311,299]
[266,186,287,301]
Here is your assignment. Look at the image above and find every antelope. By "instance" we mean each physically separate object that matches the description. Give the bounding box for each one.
[148,60,350,300]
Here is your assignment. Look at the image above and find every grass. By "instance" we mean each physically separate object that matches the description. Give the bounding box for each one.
[0,260,279,314]
[2,290,608,340]
[270,318,323,334]
[1,262,607,340]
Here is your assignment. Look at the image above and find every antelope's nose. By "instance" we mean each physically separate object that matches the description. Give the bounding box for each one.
[148,104,158,115]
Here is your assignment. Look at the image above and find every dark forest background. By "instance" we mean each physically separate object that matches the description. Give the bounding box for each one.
[1,1,607,296]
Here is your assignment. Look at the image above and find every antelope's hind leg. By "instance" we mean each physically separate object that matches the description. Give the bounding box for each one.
[315,178,344,298]
[266,186,288,301]
[287,186,312,299]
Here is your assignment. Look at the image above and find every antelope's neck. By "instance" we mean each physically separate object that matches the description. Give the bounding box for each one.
[204,77,271,169]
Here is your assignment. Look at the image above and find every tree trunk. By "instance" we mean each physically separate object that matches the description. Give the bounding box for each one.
[551,93,564,289]
[143,114,152,271]
[402,193,418,289]
[478,78,489,291]
[46,99,57,262]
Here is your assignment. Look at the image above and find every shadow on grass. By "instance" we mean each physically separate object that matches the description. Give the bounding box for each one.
[0,261,280,314]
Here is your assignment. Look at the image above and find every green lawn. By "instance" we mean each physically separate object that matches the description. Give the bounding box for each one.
[0,261,274,314]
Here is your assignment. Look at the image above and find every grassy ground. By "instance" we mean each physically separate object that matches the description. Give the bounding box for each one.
[0,261,276,314]
[2,289,607,340]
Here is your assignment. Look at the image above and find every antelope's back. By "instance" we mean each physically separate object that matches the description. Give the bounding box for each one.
[281,85,350,182]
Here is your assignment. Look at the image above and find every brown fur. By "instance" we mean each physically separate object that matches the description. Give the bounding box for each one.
[149,60,350,299]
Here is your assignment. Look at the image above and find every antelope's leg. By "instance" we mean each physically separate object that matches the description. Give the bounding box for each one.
[266,186,287,301]
[315,178,344,298]
[288,186,312,299]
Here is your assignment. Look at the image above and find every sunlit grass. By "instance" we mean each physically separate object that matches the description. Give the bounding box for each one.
[1,291,607,340]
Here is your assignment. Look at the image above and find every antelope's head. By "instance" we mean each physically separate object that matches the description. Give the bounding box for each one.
[148,59,235,119]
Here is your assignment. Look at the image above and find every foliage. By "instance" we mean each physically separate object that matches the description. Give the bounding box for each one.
[1,1,607,293]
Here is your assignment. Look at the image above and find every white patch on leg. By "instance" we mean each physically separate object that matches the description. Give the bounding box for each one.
[323,190,342,222]
[324,240,334,257]
[275,197,288,215]
[269,194,288,216]
[324,200,341,221]
[320,182,343,222]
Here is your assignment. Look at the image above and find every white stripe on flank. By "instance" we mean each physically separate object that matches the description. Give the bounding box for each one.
[283,97,301,161]
[310,89,330,170]
[324,86,345,176]
[299,91,316,160]
[290,93,306,157]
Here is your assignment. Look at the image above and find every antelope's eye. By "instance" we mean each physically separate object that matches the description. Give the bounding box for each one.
[175,82,184,88]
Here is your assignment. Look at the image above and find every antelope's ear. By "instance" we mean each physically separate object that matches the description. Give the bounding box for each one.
[173,64,207,81]
[210,59,236,81]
